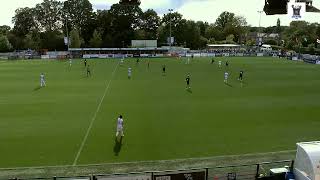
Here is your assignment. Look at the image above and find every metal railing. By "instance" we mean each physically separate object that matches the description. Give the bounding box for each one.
[6,160,294,180]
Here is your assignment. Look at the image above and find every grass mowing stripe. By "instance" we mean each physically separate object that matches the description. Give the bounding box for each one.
[72,61,119,166]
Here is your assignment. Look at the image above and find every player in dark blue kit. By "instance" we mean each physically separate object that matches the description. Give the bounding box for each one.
[238,70,244,81]
[239,70,244,87]
[211,58,215,64]
[87,65,91,77]
[84,59,87,67]
[186,74,191,89]
[162,65,166,75]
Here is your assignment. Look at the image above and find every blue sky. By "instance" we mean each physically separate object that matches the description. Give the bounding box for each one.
[1,0,320,27]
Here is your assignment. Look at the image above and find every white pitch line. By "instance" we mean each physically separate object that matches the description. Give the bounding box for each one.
[72,61,119,166]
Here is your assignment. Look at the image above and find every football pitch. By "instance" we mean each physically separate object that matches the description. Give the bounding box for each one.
[0,57,320,169]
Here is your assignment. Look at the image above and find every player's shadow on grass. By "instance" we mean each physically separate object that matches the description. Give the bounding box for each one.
[186,88,193,93]
[33,86,42,91]
[81,75,91,79]
[240,81,247,87]
[113,137,123,156]
[225,83,233,87]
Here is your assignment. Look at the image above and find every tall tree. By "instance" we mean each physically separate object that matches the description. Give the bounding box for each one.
[34,0,63,32]
[89,30,102,48]
[283,21,309,51]
[0,26,11,36]
[12,7,38,36]
[24,31,41,50]
[140,9,160,39]
[196,21,209,37]
[7,32,24,50]
[96,10,112,31]
[63,0,95,44]
[109,3,142,30]
[119,0,141,5]
[63,0,93,29]
[162,12,183,30]
[316,25,320,48]
[157,25,167,46]
[39,31,65,50]
[161,12,184,45]
[317,25,320,37]
[226,34,235,43]
[215,12,248,43]
[0,35,12,52]
[205,25,224,42]
[95,10,113,47]
[108,3,143,47]
[234,16,248,43]
[181,20,204,49]
[215,11,236,31]
[9,0,318,52]
[69,29,81,48]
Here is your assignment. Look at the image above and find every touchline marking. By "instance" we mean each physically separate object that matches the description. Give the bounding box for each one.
[0,149,296,170]
[72,61,119,166]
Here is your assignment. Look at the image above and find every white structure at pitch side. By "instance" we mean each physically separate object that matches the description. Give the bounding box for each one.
[294,141,320,180]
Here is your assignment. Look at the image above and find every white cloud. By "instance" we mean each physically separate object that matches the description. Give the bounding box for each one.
[0,0,43,26]
[140,0,171,10]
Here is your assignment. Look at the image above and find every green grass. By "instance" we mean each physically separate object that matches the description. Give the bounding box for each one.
[0,57,319,168]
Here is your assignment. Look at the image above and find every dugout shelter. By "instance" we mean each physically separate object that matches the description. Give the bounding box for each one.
[294,141,320,180]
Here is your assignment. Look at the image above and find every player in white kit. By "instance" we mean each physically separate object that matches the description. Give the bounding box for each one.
[40,73,46,87]
[128,67,132,79]
[120,55,125,66]
[68,59,72,70]
[219,61,222,68]
[186,58,190,64]
[224,72,229,84]
[116,115,124,137]
[120,58,124,65]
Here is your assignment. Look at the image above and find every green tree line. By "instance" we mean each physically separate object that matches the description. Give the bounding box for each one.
[0,0,319,53]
